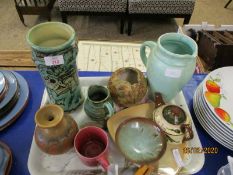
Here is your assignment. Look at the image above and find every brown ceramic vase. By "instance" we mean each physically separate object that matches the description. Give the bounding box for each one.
[108,67,147,107]
[34,104,78,155]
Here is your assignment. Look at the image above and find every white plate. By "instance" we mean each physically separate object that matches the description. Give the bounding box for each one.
[193,88,233,150]
[193,101,233,150]
[198,84,233,135]
[193,102,233,150]
[202,67,233,131]
[28,77,204,175]
[196,85,233,137]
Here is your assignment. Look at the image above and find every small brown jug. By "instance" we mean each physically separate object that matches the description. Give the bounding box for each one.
[34,104,78,155]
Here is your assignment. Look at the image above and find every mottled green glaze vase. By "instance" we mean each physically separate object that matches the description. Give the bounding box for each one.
[26,22,83,111]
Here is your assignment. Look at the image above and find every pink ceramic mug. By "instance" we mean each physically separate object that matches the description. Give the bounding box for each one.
[74,126,110,171]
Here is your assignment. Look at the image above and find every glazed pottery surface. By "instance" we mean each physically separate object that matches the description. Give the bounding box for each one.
[116,117,167,164]
[84,85,114,127]
[34,104,78,155]
[0,71,29,131]
[26,22,83,112]
[153,93,193,144]
[140,33,197,102]
[0,72,8,102]
[0,71,20,117]
[0,141,12,175]
[107,103,188,174]
[74,126,109,171]
[0,72,5,95]
[108,67,147,107]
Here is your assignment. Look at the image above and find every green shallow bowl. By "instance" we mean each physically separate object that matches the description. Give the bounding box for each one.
[116,117,167,164]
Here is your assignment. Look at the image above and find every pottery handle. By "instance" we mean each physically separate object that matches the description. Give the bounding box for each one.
[154,93,165,109]
[98,156,110,171]
[140,41,157,66]
[181,124,194,142]
[104,102,114,118]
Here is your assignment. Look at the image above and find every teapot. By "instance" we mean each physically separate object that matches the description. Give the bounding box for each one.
[152,93,193,144]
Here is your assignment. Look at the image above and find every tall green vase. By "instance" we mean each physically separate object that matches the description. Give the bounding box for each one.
[26,22,83,111]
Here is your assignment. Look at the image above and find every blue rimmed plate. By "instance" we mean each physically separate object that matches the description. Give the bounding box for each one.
[0,72,8,102]
[0,72,6,95]
[0,71,29,131]
[0,71,19,115]
[0,141,12,175]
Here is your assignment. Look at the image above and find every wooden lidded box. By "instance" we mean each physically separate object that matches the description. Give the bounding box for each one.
[198,30,233,70]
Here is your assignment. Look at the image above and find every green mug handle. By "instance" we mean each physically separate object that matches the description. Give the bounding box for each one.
[140,41,157,66]
[104,102,114,118]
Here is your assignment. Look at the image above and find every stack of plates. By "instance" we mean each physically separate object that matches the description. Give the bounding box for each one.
[193,67,233,150]
[0,71,29,131]
[0,141,12,175]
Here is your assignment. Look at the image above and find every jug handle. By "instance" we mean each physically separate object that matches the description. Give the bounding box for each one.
[154,93,165,109]
[140,41,157,66]
[104,102,114,118]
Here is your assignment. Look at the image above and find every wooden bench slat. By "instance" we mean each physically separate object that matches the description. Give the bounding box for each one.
[0,51,35,67]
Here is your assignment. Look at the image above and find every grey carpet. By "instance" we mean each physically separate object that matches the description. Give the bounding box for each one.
[0,0,233,50]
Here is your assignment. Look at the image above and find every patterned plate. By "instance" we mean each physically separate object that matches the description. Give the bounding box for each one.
[202,67,233,131]
[193,85,233,150]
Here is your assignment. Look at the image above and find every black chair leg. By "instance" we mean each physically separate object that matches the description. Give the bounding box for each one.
[120,16,124,34]
[61,11,68,23]
[184,15,191,24]
[47,12,52,21]
[224,0,232,8]
[127,16,132,36]
[16,6,26,26]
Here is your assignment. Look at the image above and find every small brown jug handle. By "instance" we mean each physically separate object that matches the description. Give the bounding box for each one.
[154,93,165,109]
[181,124,194,142]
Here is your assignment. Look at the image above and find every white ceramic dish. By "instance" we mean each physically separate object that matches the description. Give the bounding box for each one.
[196,85,233,139]
[202,67,233,131]
[28,77,204,175]
[193,86,233,150]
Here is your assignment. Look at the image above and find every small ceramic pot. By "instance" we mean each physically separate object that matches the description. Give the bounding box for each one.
[108,67,147,107]
[34,104,78,155]
[152,93,193,144]
[84,85,114,123]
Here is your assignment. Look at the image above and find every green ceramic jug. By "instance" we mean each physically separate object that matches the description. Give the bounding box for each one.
[26,22,83,111]
[140,33,197,102]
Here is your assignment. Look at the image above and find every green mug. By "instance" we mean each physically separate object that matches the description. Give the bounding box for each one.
[84,85,115,127]
[26,22,83,112]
